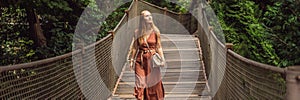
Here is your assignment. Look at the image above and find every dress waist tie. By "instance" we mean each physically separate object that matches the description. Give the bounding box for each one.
[139,49,156,67]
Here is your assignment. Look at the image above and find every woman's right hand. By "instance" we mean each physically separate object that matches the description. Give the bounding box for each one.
[129,60,134,71]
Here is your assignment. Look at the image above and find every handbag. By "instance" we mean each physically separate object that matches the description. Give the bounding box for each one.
[144,38,165,67]
[152,52,164,67]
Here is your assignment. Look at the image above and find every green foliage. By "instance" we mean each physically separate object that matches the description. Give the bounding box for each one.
[0,7,36,65]
[73,0,130,44]
[260,0,300,66]
[204,6,226,43]
[211,0,300,67]
[144,0,190,13]
[0,0,87,65]
[1,0,131,65]
[211,0,280,66]
[33,0,89,59]
[97,1,130,40]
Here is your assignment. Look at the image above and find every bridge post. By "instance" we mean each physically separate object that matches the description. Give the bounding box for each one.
[75,42,85,99]
[125,10,129,19]
[225,43,233,50]
[286,66,300,100]
[163,7,167,32]
[109,30,115,39]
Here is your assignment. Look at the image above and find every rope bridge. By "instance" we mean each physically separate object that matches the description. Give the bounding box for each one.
[1,0,299,99]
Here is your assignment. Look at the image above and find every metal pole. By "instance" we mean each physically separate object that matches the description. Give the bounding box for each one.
[286,66,300,100]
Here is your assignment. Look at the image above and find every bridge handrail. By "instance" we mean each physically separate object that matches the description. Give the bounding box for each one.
[0,34,113,72]
[2,0,298,99]
[195,0,300,99]
[0,50,79,73]
[227,50,285,74]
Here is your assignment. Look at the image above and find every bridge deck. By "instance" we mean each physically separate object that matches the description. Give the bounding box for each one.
[112,34,211,100]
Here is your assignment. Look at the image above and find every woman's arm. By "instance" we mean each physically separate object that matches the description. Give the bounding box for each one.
[129,30,139,70]
[156,32,165,65]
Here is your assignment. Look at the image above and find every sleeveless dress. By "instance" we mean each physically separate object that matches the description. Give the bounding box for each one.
[134,32,165,100]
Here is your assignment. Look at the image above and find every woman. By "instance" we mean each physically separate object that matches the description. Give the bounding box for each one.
[129,10,165,100]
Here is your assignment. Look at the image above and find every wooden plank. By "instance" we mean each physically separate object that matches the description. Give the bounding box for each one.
[119,81,206,85]
[114,94,211,100]
[120,69,205,82]
[115,90,209,95]
[161,38,198,42]
[116,86,208,91]
[113,34,211,99]
[119,78,205,83]
[166,59,200,62]
[115,88,210,94]
[124,66,203,71]
[123,61,203,71]
[161,34,196,37]
[161,41,198,49]
[121,72,202,78]
[163,48,199,52]
[163,50,201,60]
[124,69,203,73]
[119,82,206,88]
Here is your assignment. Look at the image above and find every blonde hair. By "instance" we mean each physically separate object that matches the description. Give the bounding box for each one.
[137,10,160,47]
[129,10,162,60]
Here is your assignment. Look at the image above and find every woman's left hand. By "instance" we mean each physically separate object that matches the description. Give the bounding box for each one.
[160,59,166,67]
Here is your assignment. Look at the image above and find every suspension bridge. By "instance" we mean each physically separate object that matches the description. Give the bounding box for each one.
[0,0,299,100]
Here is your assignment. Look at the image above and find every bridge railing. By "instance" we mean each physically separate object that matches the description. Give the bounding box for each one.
[193,0,300,99]
[2,0,298,99]
[0,1,124,99]
[0,0,197,99]
[0,35,115,99]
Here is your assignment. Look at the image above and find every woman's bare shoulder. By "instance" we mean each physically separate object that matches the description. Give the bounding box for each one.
[133,29,140,38]
[134,29,139,34]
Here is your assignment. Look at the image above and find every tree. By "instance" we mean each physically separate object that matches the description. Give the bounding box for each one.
[0,0,130,65]
[260,0,300,66]
[0,0,89,65]
[1,0,47,47]
[210,0,280,66]
[211,0,300,67]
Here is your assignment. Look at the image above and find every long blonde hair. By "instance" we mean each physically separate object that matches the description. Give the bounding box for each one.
[137,10,160,47]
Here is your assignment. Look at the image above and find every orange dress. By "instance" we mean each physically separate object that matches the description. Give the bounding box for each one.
[134,32,165,100]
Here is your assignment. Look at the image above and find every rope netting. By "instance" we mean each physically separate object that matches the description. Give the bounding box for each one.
[1,0,298,99]
[0,51,83,99]
[192,0,288,99]
[0,0,196,99]
[191,0,226,97]
[0,34,115,99]
[217,50,286,99]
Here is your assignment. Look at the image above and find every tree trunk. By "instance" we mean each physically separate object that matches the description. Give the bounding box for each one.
[25,7,47,47]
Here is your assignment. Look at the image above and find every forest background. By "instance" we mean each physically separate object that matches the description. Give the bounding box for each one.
[0,0,299,67]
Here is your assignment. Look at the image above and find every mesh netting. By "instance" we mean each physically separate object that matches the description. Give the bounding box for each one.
[0,52,83,99]
[1,0,294,99]
[192,0,226,96]
[0,34,115,99]
[192,0,287,99]
[214,50,286,99]
[0,0,196,99]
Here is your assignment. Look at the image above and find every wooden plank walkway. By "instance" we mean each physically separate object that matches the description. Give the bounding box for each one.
[112,34,211,100]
